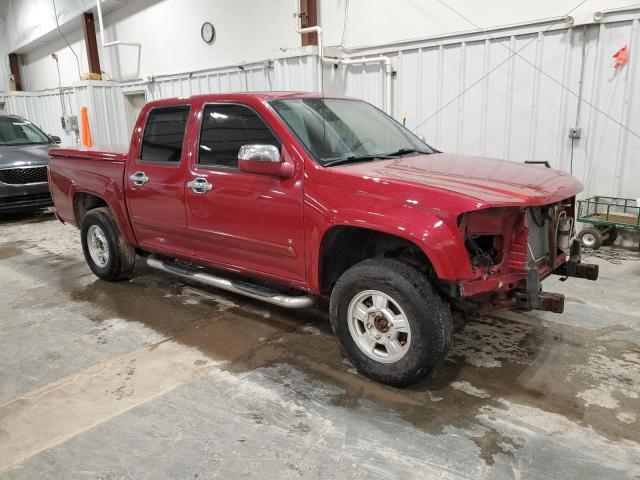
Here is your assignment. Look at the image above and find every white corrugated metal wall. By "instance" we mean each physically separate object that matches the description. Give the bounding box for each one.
[0,89,76,141]
[73,82,130,146]
[1,12,638,200]
[321,13,640,200]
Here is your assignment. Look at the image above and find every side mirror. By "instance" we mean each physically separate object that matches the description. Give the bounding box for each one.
[238,144,293,178]
[49,135,62,144]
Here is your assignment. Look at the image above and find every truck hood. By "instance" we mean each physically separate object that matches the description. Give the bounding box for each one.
[0,144,51,167]
[337,153,582,207]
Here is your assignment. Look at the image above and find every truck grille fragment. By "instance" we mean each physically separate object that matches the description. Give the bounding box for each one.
[0,166,48,185]
[527,207,550,266]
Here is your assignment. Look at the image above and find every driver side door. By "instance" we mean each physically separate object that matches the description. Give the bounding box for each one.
[185,102,306,284]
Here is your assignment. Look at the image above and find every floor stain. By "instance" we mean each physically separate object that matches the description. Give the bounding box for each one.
[3,217,640,469]
[288,421,311,436]
[0,242,22,260]
[20,253,640,455]
[471,428,524,466]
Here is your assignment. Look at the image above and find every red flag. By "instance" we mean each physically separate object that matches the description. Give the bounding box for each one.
[612,45,629,69]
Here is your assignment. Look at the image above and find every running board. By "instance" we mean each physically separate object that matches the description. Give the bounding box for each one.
[146,255,315,309]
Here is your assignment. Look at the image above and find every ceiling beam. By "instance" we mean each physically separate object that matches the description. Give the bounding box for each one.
[82,12,101,75]
[299,0,318,46]
[8,53,22,91]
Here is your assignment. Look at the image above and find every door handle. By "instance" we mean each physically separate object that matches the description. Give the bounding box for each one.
[187,177,213,194]
[129,171,149,186]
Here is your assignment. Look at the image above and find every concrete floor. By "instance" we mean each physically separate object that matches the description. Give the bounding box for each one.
[1,211,639,480]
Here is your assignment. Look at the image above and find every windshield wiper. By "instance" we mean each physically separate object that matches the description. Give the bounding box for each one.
[0,142,46,146]
[384,147,431,156]
[323,154,393,168]
[323,148,431,167]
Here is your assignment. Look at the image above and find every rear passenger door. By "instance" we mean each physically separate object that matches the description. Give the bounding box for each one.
[184,102,305,284]
[125,105,195,256]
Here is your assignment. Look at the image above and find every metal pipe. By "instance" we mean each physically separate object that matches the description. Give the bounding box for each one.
[570,25,588,176]
[293,0,392,114]
[295,23,325,94]
[336,56,392,115]
[147,255,315,309]
[95,0,140,48]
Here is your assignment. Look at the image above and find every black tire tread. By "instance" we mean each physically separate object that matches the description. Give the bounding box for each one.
[81,207,136,281]
[600,226,618,246]
[578,227,604,250]
[330,258,452,387]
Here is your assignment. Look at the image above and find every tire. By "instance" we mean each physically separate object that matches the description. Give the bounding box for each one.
[81,207,136,281]
[578,227,604,250]
[600,226,618,246]
[329,258,452,387]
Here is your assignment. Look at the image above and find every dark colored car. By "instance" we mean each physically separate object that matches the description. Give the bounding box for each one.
[0,114,61,213]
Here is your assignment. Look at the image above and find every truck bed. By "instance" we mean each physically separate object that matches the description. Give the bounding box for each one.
[49,145,129,162]
[48,145,131,235]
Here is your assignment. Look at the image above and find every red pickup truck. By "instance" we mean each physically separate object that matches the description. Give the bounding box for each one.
[49,92,598,386]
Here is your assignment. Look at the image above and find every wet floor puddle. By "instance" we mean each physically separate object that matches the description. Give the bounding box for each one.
[4,246,640,466]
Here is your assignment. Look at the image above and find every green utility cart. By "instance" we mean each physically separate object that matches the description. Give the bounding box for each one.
[576,196,640,251]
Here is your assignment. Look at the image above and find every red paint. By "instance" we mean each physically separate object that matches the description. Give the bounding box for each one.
[51,145,128,162]
[49,92,583,297]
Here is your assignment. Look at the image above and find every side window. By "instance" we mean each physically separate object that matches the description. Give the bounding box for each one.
[140,106,190,163]
[198,104,280,169]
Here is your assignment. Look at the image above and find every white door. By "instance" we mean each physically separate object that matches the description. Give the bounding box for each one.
[125,93,146,134]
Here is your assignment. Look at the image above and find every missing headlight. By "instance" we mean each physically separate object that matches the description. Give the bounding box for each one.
[466,235,502,278]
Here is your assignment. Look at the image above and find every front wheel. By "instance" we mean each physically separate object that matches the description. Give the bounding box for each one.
[330,258,452,387]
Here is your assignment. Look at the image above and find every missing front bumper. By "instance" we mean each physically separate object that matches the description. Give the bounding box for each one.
[514,289,565,313]
[551,239,600,281]
[512,240,599,314]
[513,267,565,313]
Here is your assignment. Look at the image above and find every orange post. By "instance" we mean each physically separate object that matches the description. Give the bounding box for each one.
[80,106,93,147]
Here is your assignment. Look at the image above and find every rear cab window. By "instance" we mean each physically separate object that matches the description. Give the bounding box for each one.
[140,106,190,163]
[197,104,280,169]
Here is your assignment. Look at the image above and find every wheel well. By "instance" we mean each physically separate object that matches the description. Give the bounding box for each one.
[74,193,108,224]
[319,226,433,294]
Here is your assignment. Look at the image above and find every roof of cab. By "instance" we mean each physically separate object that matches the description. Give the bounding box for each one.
[143,91,352,108]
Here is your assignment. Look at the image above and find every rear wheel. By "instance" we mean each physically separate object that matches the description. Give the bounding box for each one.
[600,226,618,246]
[81,207,136,281]
[330,258,452,387]
[578,227,603,250]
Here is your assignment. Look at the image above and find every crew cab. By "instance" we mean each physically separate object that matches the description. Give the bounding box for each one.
[48,92,598,386]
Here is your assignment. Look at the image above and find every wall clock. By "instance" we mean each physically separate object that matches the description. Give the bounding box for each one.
[201,22,215,44]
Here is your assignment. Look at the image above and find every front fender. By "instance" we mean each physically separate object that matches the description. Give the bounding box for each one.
[304,207,474,293]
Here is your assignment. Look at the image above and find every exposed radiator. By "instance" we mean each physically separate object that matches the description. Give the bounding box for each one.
[527,207,550,266]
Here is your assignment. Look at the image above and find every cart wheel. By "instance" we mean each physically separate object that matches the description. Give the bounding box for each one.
[578,227,604,250]
[600,226,618,246]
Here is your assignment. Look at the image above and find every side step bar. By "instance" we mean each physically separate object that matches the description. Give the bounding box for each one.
[147,255,315,309]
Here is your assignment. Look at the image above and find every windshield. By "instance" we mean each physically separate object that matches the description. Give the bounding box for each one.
[270,98,432,166]
[0,117,50,146]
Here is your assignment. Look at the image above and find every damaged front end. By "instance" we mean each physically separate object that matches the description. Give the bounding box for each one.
[456,198,599,314]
